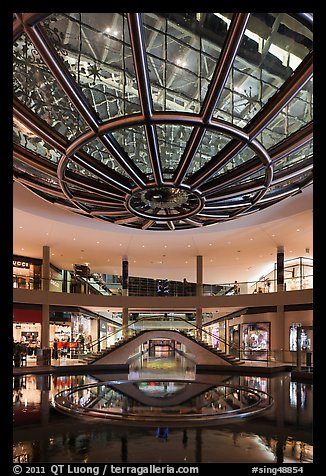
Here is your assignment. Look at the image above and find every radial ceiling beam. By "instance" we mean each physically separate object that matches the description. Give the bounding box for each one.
[20,19,147,189]
[21,22,100,132]
[99,135,148,188]
[70,153,132,194]
[269,122,313,162]
[13,98,67,154]
[13,143,58,176]
[128,13,163,185]
[173,13,250,186]
[189,51,313,189]
[244,51,313,140]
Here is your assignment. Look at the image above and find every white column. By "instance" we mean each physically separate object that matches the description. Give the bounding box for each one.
[122,307,129,338]
[196,256,203,339]
[41,245,50,348]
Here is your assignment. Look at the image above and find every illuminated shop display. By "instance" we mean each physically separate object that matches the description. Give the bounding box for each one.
[13,255,42,290]
[289,324,311,351]
[242,322,270,360]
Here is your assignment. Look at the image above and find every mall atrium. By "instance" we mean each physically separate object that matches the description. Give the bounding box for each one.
[13,12,313,466]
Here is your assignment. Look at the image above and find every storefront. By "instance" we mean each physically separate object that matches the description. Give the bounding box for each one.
[229,324,240,357]
[206,321,226,351]
[99,319,108,350]
[71,312,98,351]
[289,323,311,351]
[242,322,270,360]
[13,255,42,290]
[49,264,63,292]
[13,305,42,359]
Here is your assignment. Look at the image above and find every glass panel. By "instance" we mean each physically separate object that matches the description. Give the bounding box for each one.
[13,120,62,164]
[211,144,256,179]
[111,126,151,177]
[66,157,106,180]
[81,137,129,177]
[143,13,231,113]
[13,158,59,186]
[213,13,313,127]
[13,33,89,140]
[187,130,232,176]
[268,170,311,192]
[156,124,193,178]
[274,141,313,173]
[261,78,313,149]
[40,13,141,121]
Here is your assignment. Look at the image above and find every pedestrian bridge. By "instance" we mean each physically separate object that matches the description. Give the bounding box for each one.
[92,329,233,366]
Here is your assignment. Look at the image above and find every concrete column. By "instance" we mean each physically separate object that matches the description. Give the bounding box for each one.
[196,255,203,297]
[276,305,285,362]
[41,245,50,348]
[277,245,285,292]
[196,256,203,341]
[196,308,202,340]
[122,307,129,339]
[122,256,128,296]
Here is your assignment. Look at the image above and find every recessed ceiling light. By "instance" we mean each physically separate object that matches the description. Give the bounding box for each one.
[96,241,100,244]
[187,244,191,247]
[209,243,212,246]
[296,228,300,232]
[19,226,23,229]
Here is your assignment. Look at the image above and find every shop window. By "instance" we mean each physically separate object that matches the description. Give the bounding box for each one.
[289,324,311,351]
[242,322,270,360]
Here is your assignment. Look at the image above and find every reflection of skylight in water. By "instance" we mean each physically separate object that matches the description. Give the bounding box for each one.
[214,13,301,70]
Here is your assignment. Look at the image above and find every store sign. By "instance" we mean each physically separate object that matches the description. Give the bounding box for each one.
[13,260,30,269]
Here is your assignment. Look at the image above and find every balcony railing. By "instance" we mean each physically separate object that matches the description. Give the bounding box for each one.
[13,274,313,295]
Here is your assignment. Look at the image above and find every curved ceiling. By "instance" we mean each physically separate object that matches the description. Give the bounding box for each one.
[13,181,313,284]
[13,13,313,233]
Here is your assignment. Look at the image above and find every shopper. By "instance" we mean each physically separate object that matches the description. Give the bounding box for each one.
[234,280,240,295]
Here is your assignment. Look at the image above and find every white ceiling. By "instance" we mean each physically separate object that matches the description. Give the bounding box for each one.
[13,181,313,285]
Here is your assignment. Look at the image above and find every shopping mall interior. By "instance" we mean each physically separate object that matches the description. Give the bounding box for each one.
[12,12,315,467]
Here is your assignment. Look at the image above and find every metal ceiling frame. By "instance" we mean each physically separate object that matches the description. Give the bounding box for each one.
[13,12,313,231]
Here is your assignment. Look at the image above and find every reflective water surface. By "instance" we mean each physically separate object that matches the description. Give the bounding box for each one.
[13,351,313,464]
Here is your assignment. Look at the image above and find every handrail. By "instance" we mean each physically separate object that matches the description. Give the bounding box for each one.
[120,315,245,356]
[86,319,144,352]
[83,314,242,356]
[13,271,313,295]
[74,315,313,366]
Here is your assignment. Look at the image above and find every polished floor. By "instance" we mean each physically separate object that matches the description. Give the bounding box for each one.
[13,349,313,464]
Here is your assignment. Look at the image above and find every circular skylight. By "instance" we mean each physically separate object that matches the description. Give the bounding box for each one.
[13,13,313,231]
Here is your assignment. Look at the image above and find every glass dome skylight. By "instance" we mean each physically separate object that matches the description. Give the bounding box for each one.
[13,13,313,230]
